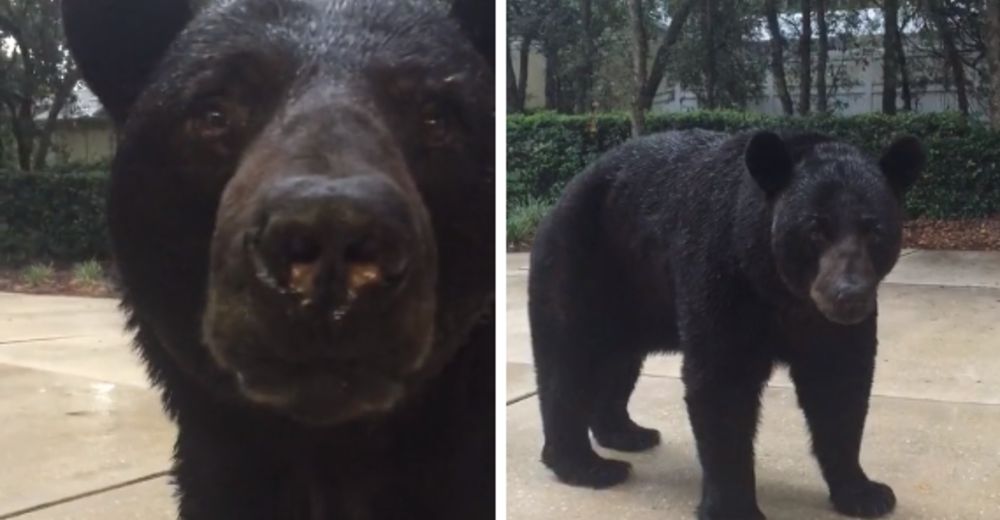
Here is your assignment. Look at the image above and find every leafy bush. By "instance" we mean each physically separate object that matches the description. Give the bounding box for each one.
[0,170,110,265]
[73,259,106,285]
[508,111,1000,219]
[20,262,55,286]
[507,196,553,249]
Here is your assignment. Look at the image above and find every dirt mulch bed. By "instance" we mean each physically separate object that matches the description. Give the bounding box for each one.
[1,218,997,297]
[509,217,1000,253]
[903,217,1000,251]
[0,267,117,298]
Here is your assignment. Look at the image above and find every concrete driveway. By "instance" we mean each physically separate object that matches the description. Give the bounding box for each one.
[0,293,176,519]
[1,249,998,519]
[507,250,1000,520]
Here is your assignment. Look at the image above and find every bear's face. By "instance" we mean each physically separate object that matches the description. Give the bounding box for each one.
[745,133,924,325]
[64,0,493,425]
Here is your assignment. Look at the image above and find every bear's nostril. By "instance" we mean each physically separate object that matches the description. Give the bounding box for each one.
[286,235,322,265]
[344,237,378,265]
[835,282,873,306]
[246,176,417,309]
[283,235,323,298]
[342,236,409,291]
[346,262,383,299]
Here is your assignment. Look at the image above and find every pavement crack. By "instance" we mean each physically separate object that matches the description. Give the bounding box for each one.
[0,336,83,346]
[507,391,538,405]
[882,280,1000,291]
[0,471,170,519]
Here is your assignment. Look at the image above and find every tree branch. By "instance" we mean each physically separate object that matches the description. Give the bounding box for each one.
[638,0,697,111]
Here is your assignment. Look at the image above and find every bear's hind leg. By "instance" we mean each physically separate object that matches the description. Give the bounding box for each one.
[591,353,661,452]
[537,350,632,489]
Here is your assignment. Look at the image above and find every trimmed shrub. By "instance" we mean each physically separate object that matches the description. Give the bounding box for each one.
[73,259,106,285]
[0,170,110,265]
[507,196,552,249]
[508,111,1000,219]
[21,262,55,286]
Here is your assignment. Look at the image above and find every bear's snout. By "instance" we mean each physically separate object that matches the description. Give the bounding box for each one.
[202,146,440,424]
[811,279,877,325]
[809,236,879,325]
[246,175,415,316]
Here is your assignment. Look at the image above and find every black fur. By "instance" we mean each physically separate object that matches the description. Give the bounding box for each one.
[63,0,494,518]
[529,129,924,519]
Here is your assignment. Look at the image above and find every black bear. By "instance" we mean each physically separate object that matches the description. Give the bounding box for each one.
[62,0,494,518]
[529,129,924,519]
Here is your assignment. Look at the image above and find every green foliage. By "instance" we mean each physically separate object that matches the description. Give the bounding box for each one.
[508,0,631,112]
[72,259,105,285]
[508,111,1000,219]
[507,196,554,248]
[669,0,767,109]
[0,170,109,265]
[0,0,81,171]
[20,262,55,286]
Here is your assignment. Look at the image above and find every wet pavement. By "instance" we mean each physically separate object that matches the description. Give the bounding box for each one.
[0,294,176,519]
[0,250,997,519]
[506,250,1000,520]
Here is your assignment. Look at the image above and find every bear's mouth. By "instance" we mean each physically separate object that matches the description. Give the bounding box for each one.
[228,357,412,425]
[810,289,876,325]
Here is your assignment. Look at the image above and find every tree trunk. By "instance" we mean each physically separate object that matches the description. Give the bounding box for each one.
[882,0,899,114]
[799,0,812,115]
[544,45,561,111]
[929,1,968,115]
[896,30,912,111]
[765,0,794,115]
[639,0,697,111]
[12,99,34,171]
[703,0,717,109]
[34,71,81,169]
[576,0,594,112]
[816,0,829,113]
[982,0,999,127]
[517,36,532,111]
[507,43,519,113]
[628,0,648,136]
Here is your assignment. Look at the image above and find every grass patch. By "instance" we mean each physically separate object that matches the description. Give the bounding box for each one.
[72,260,105,285]
[20,262,55,286]
[507,197,552,250]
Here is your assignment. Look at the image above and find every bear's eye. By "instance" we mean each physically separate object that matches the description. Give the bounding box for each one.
[421,100,461,148]
[189,99,234,140]
[804,215,830,242]
[859,217,883,236]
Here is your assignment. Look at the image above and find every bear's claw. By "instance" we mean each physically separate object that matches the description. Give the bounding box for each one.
[593,424,661,452]
[831,480,896,518]
[542,447,632,489]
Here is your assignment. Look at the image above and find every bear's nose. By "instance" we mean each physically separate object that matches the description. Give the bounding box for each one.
[246,175,413,311]
[833,279,874,308]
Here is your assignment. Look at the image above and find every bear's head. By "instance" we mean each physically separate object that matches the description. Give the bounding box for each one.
[63,0,493,425]
[744,132,924,325]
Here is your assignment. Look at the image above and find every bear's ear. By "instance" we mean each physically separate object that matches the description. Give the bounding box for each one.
[451,0,493,65]
[879,136,925,196]
[745,131,794,197]
[63,0,194,124]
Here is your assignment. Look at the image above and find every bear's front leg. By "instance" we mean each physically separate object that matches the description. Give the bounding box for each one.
[789,322,895,518]
[682,348,772,520]
[173,418,287,520]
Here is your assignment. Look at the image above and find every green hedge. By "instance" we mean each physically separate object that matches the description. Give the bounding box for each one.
[508,111,1000,219]
[0,170,110,265]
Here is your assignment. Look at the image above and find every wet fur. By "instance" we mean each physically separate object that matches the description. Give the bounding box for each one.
[63,0,494,518]
[530,130,919,519]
